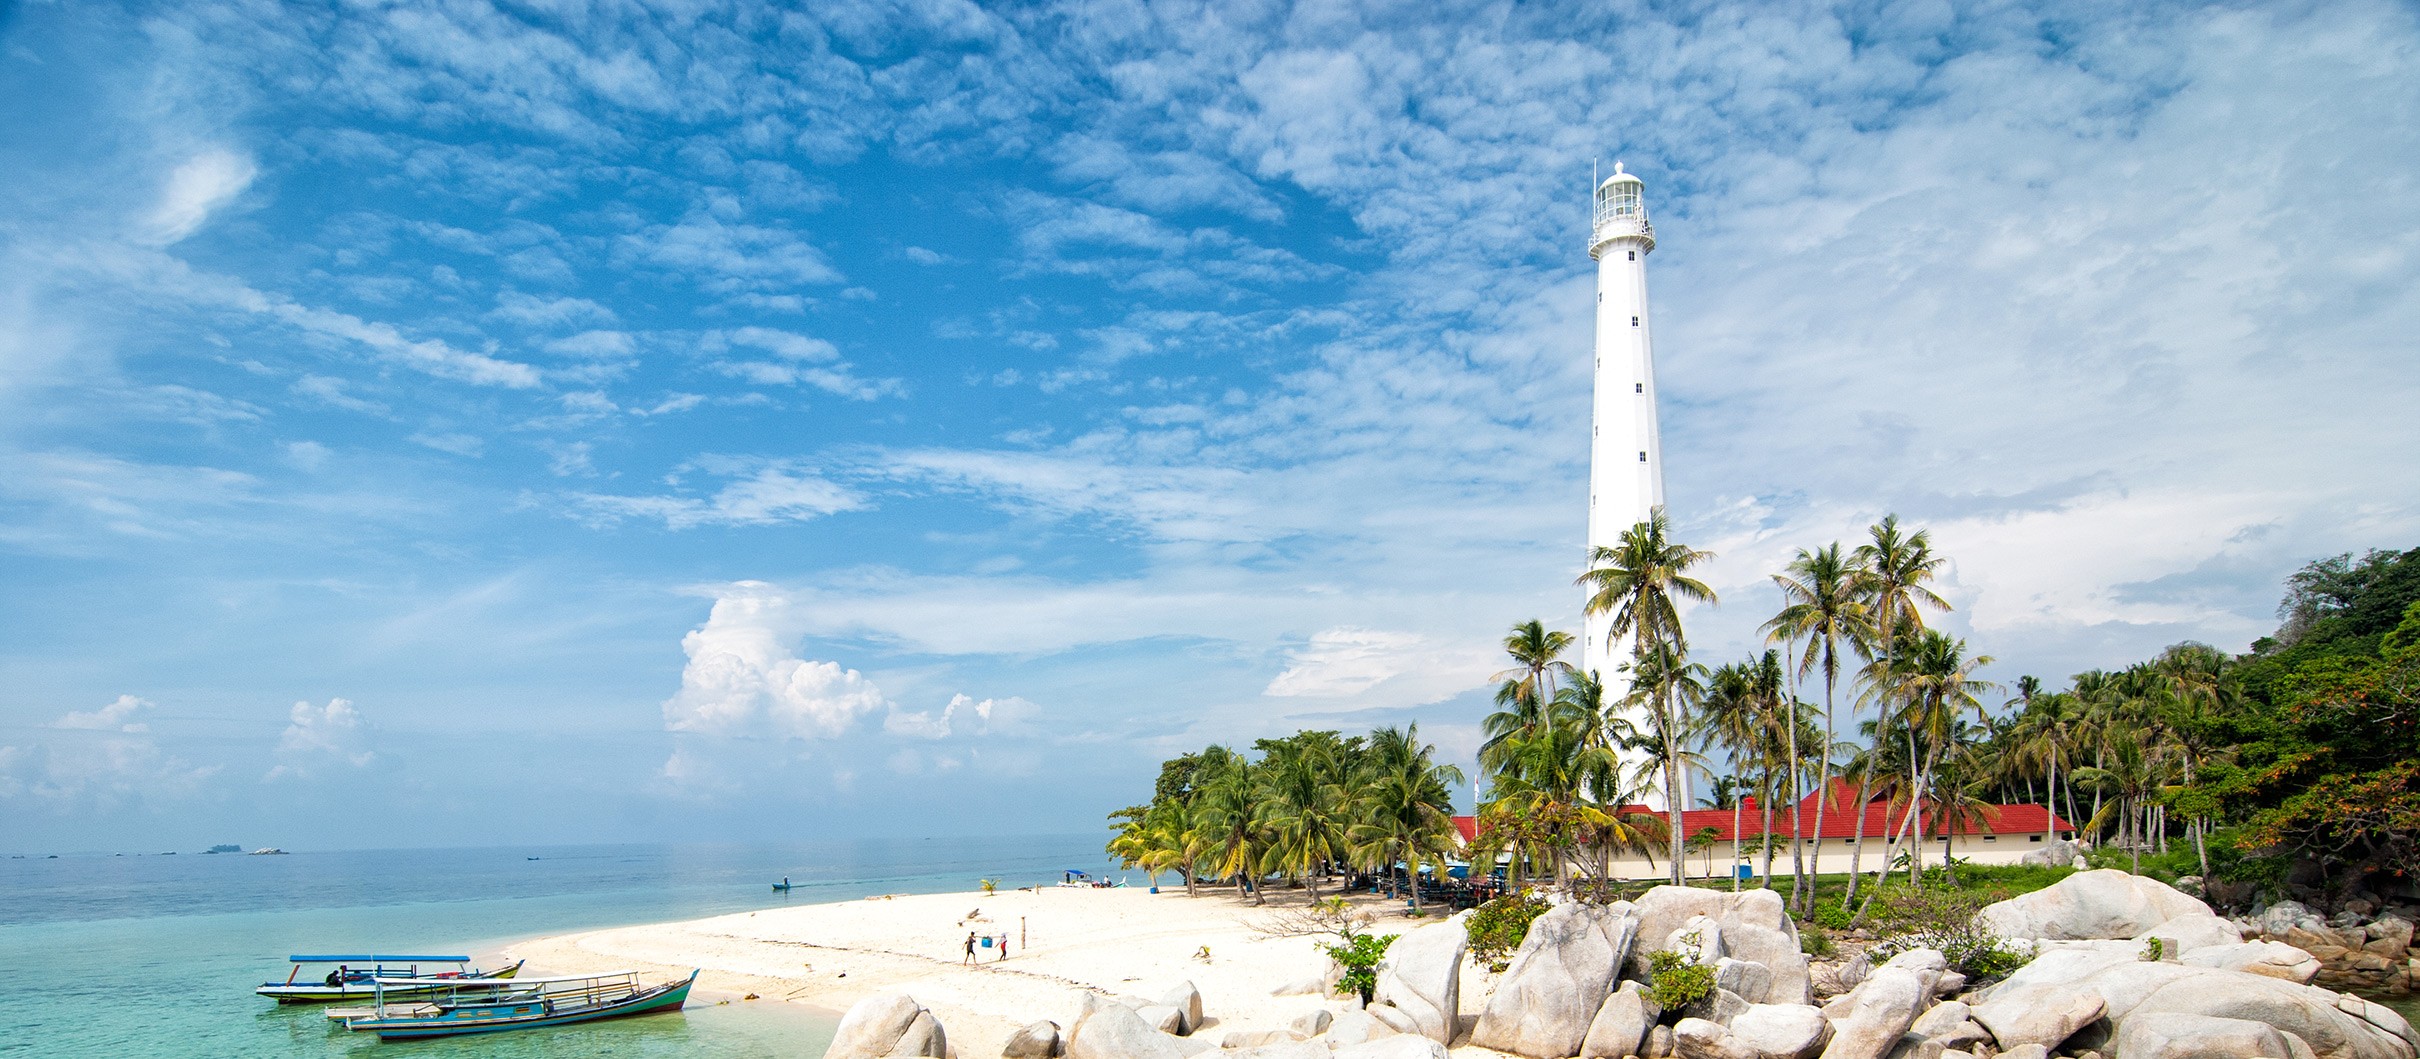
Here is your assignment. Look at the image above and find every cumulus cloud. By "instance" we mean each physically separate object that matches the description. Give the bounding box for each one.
[53,693,154,732]
[144,148,257,245]
[662,581,890,742]
[0,696,219,808]
[882,693,1041,740]
[266,697,376,779]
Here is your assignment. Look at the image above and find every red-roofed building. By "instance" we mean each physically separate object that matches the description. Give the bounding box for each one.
[1449,779,2076,881]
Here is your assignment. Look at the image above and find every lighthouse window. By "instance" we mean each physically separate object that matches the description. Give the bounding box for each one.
[1628,250,1636,261]
[1638,451,1648,462]
[1631,316,1639,326]
[1635,383,1644,393]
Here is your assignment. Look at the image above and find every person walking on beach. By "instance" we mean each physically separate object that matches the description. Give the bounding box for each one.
[996,932,1008,962]
[962,932,977,965]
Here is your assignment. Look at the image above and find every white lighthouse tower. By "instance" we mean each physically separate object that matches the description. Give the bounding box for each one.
[1582,162,1669,804]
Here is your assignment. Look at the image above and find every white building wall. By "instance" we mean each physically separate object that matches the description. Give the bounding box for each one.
[1583,166,1667,806]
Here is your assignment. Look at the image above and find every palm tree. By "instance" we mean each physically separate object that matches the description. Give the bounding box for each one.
[1350,724,1466,911]
[1763,542,1871,916]
[2074,731,2160,874]
[1578,508,1717,882]
[1192,751,1268,904]
[1702,663,1763,891]
[1261,739,1350,897]
[1624,642,1712,883]
[1856,630,1997,905]
[1481,623,1574,782]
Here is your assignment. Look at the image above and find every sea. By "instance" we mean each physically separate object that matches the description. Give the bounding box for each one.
[0,835,1121,1057]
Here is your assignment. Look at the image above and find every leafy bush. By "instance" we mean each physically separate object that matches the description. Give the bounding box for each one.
[1646,949,1715,1009]
[1799,924,1836,957]
[1866,893,2033,982]
[1466,892,1550,973]
[1812,902,1853,931]
[1323,932,1397,1005]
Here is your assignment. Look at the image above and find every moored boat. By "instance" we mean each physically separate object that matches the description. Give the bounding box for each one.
[337,969,699,1040]
[256,955,523,1004]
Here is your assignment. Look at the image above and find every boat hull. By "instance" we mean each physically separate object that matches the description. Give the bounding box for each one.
[258,961,522,1004]
[350,973,696,1040]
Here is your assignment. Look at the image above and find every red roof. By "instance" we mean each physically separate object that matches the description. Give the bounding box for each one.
[1455,781,2072,844]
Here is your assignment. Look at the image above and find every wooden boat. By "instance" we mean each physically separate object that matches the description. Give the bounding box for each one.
[336,969,698,1040]
[256,955,524,1004]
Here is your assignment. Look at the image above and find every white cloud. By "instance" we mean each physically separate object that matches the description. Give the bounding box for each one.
[52,694,153,732]
[568,466,863,529]
[144,148,257,245]
[267,697,376,779]
[881,693,1041,741]
[661,581,890,744]
[1264,628,1429,698]
[1,696,219,808]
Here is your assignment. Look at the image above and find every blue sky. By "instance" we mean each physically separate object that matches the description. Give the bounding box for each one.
[4,0,2416,852]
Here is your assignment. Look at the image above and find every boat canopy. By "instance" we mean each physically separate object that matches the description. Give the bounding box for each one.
[289,954,471,963]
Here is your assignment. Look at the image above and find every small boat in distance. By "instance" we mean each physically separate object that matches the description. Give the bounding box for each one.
[772,876,793,891]
[248,848,289,855]
[257,955,524,1004]
[335,969,698,1039]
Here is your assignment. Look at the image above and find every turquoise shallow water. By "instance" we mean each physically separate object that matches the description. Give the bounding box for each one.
[0,836,1117,1057]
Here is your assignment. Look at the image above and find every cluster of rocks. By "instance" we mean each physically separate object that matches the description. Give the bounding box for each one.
[2227,898,2418,997]
[824,870,2417,1059]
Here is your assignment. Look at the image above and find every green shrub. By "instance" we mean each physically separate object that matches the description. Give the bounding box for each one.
[1466,892,1551,973]
[1799,924,1835,957]
[1646,949,1715,1009]
[1868,909,2033,982]
[1812,902,1853,931]
[1323,932,1398,1005]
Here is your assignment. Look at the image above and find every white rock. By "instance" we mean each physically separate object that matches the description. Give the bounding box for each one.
[1330,1035,1449,1059]
[1471,901,1639,1058]
[1581,980,1663,1059]
[891,1011,947,1058]
[827,992,930,1059]
[1002,1020,1060,1058]
[1727,1003,1830,1059]
[1137,1004,1187,1035]
[1909,1001,1971,1039]
[1365,1002,1420,1037]
[1158,981,1206,1034]
[2180,940,2323,983]
[2261,901,2327,937]
[1370,914,1467,1046]
[1067,992,1185,1059]
[1968,984,2104,1050]
[1718,958,1776,1003]
[1816,949,1942,1059]
[2115,1011,2299,1059]
[1289,1009,1332,1038]
[1976,869,2215,942]
[1326,1009,1395,1047]
[1225,1043,1328,1059]
[1219,1028,1302,1049]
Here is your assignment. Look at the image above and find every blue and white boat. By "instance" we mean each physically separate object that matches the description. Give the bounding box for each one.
[256,954,524,1004]
[333,969,699,1040]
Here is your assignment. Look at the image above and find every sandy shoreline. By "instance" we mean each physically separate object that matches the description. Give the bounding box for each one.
[502,884,1510,1056]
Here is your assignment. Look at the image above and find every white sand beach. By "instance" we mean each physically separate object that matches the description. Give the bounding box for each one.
[505,885,1510,1057]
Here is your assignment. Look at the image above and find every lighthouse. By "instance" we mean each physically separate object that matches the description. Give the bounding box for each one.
[1582,162,1668,802]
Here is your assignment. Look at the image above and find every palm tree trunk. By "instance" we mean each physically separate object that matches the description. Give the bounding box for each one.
[1732,796,1744,891]
[1664,689,1684,887]
[1808,665,1836,918]
[1843,773,1872,908]
[1762,774,1781,890]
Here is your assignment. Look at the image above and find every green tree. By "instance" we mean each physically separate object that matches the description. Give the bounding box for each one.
[1579,507,1717,884]
[1763,542,1871,915]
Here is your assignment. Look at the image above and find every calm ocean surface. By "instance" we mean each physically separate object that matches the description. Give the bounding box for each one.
[0,835,1120,1057]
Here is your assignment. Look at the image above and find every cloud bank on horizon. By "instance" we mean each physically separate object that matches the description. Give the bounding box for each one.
[1,0,2414,849]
